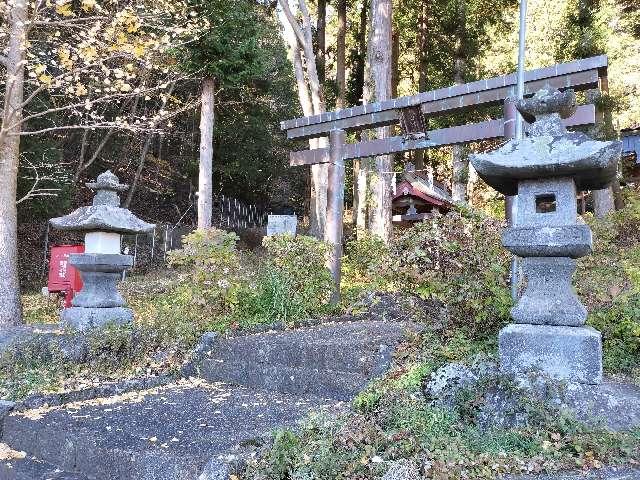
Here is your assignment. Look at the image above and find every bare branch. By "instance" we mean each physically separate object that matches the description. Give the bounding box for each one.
[18,99,198,136]
[20,54,131,109]
[10,74,194,130]
[33,16,110,27]
[16,157,63,205]
[18,123,161,136]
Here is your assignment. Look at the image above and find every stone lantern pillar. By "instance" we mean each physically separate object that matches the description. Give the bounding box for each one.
[50,171,155,331]
[470,88,621,385]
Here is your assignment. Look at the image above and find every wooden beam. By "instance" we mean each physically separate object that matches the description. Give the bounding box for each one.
[289,104,596,166]
[285,69,600,140]
[282,55,606,133]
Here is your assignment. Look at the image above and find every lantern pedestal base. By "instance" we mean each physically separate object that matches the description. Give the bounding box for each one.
[61,307,133,332]
[499,323,602,385]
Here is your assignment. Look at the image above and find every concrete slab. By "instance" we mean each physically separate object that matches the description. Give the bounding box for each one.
[2,380,344,480]
[499,323,602,384]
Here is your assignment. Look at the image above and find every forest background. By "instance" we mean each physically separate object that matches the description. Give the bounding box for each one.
[3,0,640,290]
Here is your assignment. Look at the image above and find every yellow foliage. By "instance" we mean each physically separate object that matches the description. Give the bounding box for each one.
[38,74,53,85]
[55,1,74,17]
[81,0,96,12]
[80,46,98,62]
[57,47,73,70]
[74,83,88,96]
[133,43,145,57]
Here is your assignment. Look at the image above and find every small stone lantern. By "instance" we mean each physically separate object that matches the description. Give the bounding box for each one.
[50,171,155,330]
[470,87,621,384]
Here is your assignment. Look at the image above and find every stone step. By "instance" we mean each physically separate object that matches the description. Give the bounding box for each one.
[200,359,369,400]
[207,337,392,375]
[1,380,344,480]
[0,455,90,480]
[198,321,414,398]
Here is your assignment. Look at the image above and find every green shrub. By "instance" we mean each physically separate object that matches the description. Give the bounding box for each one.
[234,267,306,327]
[262,234,334,314]
[128,228,246,345]
[392,208,512,338]
[589,293,640,376]
[342,233,394,303]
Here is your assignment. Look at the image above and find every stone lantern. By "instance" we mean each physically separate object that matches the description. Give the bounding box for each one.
[50,171,155,330]
[470,87,621,384]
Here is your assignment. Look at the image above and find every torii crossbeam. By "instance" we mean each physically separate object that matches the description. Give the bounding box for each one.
[280,55,608,302]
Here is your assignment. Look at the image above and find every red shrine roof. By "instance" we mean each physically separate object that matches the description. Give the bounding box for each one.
[393,171,453,207]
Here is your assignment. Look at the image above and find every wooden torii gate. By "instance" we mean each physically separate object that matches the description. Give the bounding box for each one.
[280,55,608,302]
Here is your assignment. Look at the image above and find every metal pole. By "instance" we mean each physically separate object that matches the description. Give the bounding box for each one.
[325,129,346,305]
[133,234,139,268]
[150,227,156,264]
[514,0,528,140]
[504,98,521,301]
[41,223,50,281]
[506,0,527,300]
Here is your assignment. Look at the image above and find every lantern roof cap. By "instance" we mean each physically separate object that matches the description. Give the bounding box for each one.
[470,88,621,195]
[50,171,155,234]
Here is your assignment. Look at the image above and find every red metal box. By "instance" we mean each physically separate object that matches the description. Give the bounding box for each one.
[47,244,84,307]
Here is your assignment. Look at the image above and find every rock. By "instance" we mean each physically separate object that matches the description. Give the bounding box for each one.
[50,171,155,235]
[510,258,587,326]
[499,324,602,384]
[0,400,15,436]
[57,334,89,363]
[424,359,640,432]
[350,292,436,325]
[62,305,134,331]
[198,457,230,480]
[50,172,155,331]
[503,466,640,479]
[470,87,622,386]
[382,459,422,480]
[423,363,479,409]
[181,332,218,378]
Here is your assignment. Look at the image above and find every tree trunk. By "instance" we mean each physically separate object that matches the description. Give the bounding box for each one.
[0,0,27,327]
[391,30,400,99]
[414,0,429,170]
[336,0,347,109]
[352,0,369,233]
[316,0,326,84]
[593,187,615,218]
[280,0,328,238]
[451,145,469,203]
[348,0,369,107]
[612,179,625,210]
[365,0,393,244]
[310,162,328,237]
[450,0,469,204]
[198,77,215,230]
[354,157,370,235]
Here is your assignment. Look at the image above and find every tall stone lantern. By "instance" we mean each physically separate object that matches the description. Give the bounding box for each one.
[470,88,621,385]
[50,171,155,330]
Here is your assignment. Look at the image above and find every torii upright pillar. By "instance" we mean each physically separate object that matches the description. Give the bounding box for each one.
[325,129,346,304]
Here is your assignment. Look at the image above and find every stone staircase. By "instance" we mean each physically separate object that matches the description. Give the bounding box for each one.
[0,320,414,480]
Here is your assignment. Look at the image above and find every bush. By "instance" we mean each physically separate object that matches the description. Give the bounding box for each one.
[123,229,247,348]
[589,293,640,376]
[391,208,512,338]
[234,268,306,328]
[342,233,393,303]
[129,231,335,339]
[262,234,334,314]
